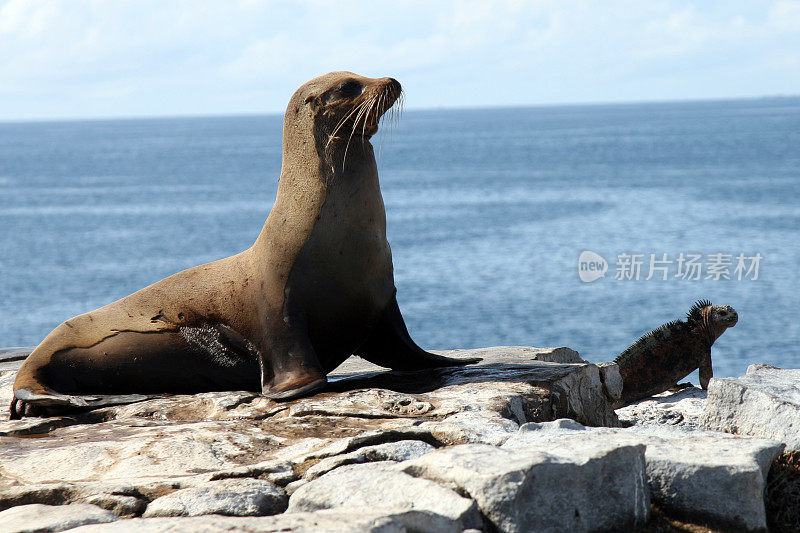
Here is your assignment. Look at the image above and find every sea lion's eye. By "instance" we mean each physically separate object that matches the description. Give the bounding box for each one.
[338,81,363,97]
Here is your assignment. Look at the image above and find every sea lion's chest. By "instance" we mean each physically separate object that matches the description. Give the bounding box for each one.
[290,169,395,364]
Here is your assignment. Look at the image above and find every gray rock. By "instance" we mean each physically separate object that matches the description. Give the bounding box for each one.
[505,419,784,532]
[284,479,308,495]
[71,508,464,532]
[288,462,482,530]
[438,346,587,364]
[303,440,435,480]
[0,417,80,437]
[0,347,33,362]
[202,459,296,486]
[329,346,619,427]
[700,364,800,450]
[401,439,649,532]
[0,480,151,513]
[418,410,519,446]
[616,386,707,428]
[0,420,282,484]
[83,493,147,517]
[143,478,287,518]
[0,503,118,532]
[0,345,618,528]
[596,361,623,402]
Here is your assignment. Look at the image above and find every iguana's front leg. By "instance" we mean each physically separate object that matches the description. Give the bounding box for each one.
[699,348,713,389]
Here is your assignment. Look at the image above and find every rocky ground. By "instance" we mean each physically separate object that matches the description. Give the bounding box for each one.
[0,346,797,532]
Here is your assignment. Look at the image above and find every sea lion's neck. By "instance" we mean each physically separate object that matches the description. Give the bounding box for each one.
[252,119,383,255]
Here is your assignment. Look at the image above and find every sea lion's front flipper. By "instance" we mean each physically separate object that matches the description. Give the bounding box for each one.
[355,295,481,370]
[699,347,713,389]
[10,388,162,419]
[259,326,327,401]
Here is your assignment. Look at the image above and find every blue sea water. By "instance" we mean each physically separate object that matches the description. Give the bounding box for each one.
[1,98,799,381]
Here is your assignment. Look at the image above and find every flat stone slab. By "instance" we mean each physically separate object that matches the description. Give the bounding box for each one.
[0,345,623,531]
[401,433,649,533]
[0,503,118,533]
[700,364,800,450]
[616,386,708,428]
[0,347,618,488]
[70,508,465,532]
[143,478,287,517]
[503,419,784,532]
[302,440,435,481]
[287,462,482,530]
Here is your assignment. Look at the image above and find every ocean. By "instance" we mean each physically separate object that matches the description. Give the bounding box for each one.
[1,98,799,381]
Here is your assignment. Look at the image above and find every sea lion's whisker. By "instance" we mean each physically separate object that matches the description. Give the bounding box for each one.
[361,93,381,141]
[377,93,388,159]
[328,100,367,149]
[343,96,375,170]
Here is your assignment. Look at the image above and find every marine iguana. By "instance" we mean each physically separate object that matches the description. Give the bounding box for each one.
[613,300,738,407]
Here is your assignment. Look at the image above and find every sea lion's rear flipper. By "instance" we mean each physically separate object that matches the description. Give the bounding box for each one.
[699,348,713,389]
[10,388,162,419]
[355,295,481,370]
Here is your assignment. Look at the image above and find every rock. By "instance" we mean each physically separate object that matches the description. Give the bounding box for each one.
[504,419,784,532]
[203,459,296,486]
[0,481,147,513]
[400,438,648,533]
[287,462,482,530]
[83,493,146,517]
[143,478,287,517]
[302,440,434,481]
[328,347,619,427]
[418,410,519,446]
[284,479,308,496]
[439,346,586,364]
[0,346,619,528]
[0,347,33,360]
[70,509,464,532]
[596,361,623,402]
[616,386,708,428]
[0,416,80,437]
[0,503,118,532]
[700,364,800,450]
[0,420,282,485]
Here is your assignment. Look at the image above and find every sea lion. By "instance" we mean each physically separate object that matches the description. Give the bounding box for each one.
[10,72,478,419]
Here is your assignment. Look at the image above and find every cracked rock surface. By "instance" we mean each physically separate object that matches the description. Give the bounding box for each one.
[0,346,621,531]
[700,364,800,450]
[2,346,798,532]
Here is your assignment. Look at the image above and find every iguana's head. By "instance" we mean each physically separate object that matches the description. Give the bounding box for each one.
[709,305,738,329]
[688,300,737,343]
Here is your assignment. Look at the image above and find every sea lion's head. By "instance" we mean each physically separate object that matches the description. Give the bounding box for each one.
[288,72,403,141]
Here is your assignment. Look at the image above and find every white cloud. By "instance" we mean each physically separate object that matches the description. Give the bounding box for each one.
[0,0,797,120]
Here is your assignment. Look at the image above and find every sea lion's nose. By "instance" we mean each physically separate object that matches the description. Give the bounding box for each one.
[384,77,402,93]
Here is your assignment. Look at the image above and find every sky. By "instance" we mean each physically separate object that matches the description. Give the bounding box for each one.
[1,0,799,121]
